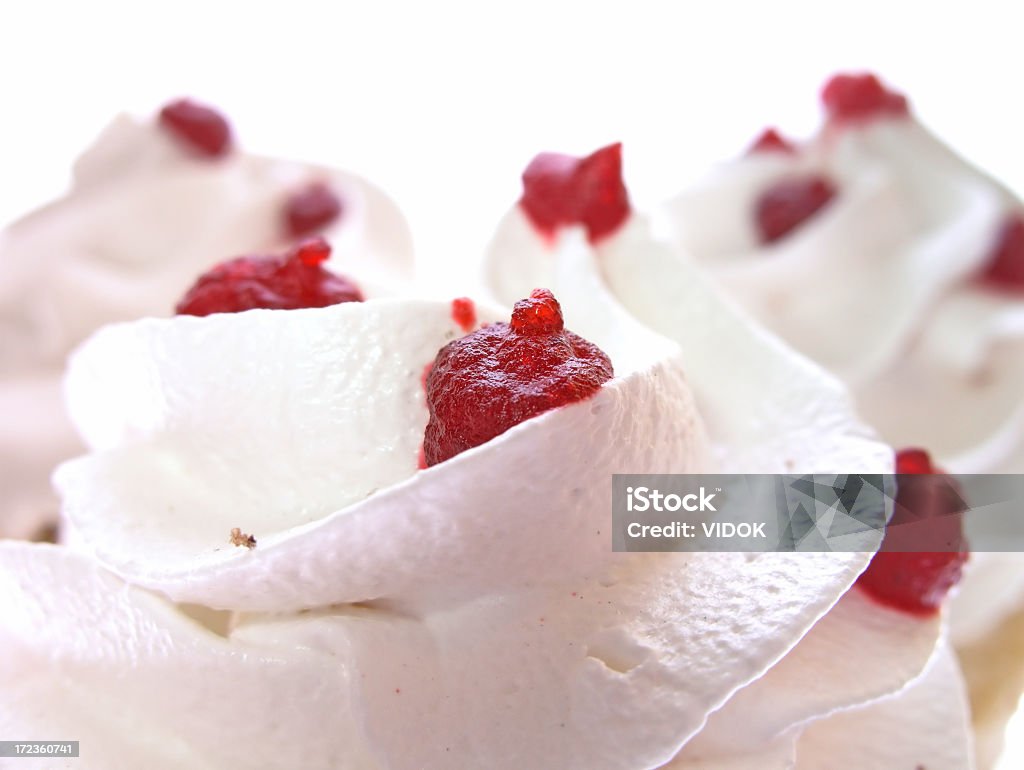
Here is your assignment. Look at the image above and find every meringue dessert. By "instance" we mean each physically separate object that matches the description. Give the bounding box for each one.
[654,72,1024,768]
[482,140,978,767]
[0,185,975,767]
[0,97,414,540]
[661,72,1024,475]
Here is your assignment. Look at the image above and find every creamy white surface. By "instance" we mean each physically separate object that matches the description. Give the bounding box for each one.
[660,113,1024,678]
[796,640,975,770]
[661,116,1024,474]
[1,265,921,768]
[481,212,968,766]
[0,113,414,538]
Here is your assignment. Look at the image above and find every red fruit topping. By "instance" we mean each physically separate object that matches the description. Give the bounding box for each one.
[748,128,796,155]
[821,73,909,122]
[894,447,934,475]
[451,297,477,333]
[856,448,969,616]
[423,288,613,465]
[519,143,630,243]
[510,288,563,334]
[175,237,362,316]
[754,176,837,243]
[979,214,1024,291]
[284,182,343,238]
[158,98,232,158]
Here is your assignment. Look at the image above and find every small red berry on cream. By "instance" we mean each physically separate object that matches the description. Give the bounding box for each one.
[451,297,477,332]
[284,182,343,238]
[519,143,630,243]
[748,128,796,155]
[158,98,233,158]
[754,176,836,244]
[979,214,1024,291]
[423,289,613,465]
[175,237,362,316]
[821,73,909,123]
[856,448,969,616]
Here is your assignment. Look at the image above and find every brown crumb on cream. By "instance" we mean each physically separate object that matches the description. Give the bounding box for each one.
[230,527,257,549]
[31,521,59,544]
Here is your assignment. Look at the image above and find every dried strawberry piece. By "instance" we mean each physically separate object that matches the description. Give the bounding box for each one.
[158,98,232,158]
[748,128,796,155]
[856,448,969,616]
[519,143,630,243]
[175,237,362,316]
[821,73,909,122]
[284,182,343,238]
[423,289,613,465]
[451,297,477,332]
[979,214,1024,291]
[754,176,836,243]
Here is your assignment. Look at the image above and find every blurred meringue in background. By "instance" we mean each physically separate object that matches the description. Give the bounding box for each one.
[655,70,1024,768]
[0,99,413,539]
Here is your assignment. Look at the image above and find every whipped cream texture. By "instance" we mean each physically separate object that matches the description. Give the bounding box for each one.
[662,107,1024,476]
[0,257,924,768]
[479,210,968,767]
[0,111,414,537]
[660,88,1024,767]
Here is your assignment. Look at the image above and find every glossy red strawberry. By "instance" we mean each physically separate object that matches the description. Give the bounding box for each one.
[519,143,630,243]
[450,297,477,332]
[175,237,362,316]
[856,448,969,616]
[423,289,613,465]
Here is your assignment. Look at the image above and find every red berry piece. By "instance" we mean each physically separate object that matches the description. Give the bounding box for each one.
[754,176,836,243]
[979,214,1024,291]
[423,289,613,465]
[856,448,969,616]
[748,128,796,155]
[892,447,933,474]
[284,182,343,238]
[175,237,363,316]
[821,73,909,123]
[158,98,232,158]
[519,143,630,243]
[451,297,477,332]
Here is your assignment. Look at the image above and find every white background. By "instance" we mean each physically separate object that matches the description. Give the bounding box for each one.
[3,0,1024,291]
[1,0,1022,764]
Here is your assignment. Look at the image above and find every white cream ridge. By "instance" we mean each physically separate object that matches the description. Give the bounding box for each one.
[660,115,1024,474]
[658,108,1024,733]
[0,111,414,538]
[1,249,921,768]
[482,209,969,767]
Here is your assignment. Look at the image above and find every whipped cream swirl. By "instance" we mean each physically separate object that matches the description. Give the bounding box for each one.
[0,112,413,537]
[482,205,973,768]
[661,111,1024,476]
[660,92,1024,768]
[0,233,951,768]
